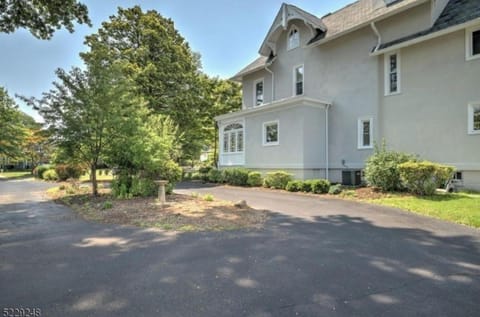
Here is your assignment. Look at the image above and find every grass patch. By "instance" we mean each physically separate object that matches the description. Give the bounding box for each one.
[341,187,480,228]
[0,171,32,180]
[79,169,114,182]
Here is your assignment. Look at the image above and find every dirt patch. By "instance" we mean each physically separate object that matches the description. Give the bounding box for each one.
[47,185,267,232]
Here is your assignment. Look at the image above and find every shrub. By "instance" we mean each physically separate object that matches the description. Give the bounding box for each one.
[43,169,58,181]
[191,172,201,180]
[364,141,416,192]
[263,171,293,189]
[207,169,223,183]
[55,164,83,181]
[247,171,263,187]
[203,194,214,201]
[34,164,52,179]
[102,201,113,210]
[130,177,157,197]
[198,166,213,174]
[309,179,331,194]
[286,180,303,192]
[328,184,343,195]
[222,168,250,186]
[301,180,313,193]
[399,161,455,196]
[157,160,183,185]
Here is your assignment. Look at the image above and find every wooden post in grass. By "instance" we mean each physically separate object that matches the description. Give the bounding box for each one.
[155,180,169,206]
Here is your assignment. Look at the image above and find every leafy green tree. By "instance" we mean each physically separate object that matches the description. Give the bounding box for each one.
[81,6,204,160]
[0,0,91,39]
[0,87,27,159]
[21,64,142,195]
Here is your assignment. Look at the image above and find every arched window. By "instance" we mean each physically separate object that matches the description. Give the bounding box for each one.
[288,27,300,50]
[223,123,244,153]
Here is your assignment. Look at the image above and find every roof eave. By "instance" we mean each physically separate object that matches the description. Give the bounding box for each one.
[371,17,480,56]
[307,0,430,48]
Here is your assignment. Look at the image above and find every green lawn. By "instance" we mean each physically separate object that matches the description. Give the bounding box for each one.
[0,171,32,179]
[365,192,480,228]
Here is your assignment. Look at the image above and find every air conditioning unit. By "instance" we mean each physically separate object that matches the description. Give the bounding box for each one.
[342,170,362,186]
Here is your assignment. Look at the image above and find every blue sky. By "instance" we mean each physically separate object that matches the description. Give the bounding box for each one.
[0,0,351,121]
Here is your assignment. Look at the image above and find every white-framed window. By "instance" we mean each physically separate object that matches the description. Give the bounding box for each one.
[357,117,373,149]
[222,123,244,153]
[287,26,300,50]
[384,51,401,95]
[466,25,480,61]
[293,64,304,96]
[468,102,480,135]
[253,78,264,107]
[263,120,279,146]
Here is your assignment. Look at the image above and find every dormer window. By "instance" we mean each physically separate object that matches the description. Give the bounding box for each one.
[288,26,300,50]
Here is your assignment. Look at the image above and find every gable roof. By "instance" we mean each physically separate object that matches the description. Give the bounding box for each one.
[374,0,480,51]
[230,56,269,81]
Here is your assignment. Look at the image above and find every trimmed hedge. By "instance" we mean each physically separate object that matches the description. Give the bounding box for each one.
[309,179,331,194]
[207,169,223,183]
[55,164,83,181]
[398,161,455,196]
[328,184,343,195]
[263,171,293,189]
[286,180,303,192]
[33,164,52,179]
[247,172,263,187]
[222,168,250,186]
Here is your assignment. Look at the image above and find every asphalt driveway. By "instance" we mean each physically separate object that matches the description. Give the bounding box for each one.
[1,180,479,316]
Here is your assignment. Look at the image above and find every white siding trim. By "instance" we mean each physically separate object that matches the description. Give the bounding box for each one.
[466,24,480,61]
[262,120,280,146]
[253,78,265,107]
[468,102,480,135]
[384,50,401,96]
[357,117,374,150]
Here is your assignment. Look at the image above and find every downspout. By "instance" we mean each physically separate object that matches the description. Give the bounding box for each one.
[325,104,331,180]
[265,64,275,102]
[370,21,382,52]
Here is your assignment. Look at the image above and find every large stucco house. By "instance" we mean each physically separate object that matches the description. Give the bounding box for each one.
[215,0,480,189]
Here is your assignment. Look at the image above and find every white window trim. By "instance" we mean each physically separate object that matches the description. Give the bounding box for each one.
[384,50,401,96]
[287,24,300,51]
[466,25,480,61]
[262,120,280,146]
[357,117,374,150]
[253,78,264,107]
[293,64,304,97]
[221,121,245,154]
[468,102,480,135]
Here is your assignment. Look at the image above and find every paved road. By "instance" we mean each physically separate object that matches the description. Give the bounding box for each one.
[1,180,479,317]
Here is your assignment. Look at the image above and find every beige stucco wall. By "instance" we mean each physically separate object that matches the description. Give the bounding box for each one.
[376,2,432,43]
[380,29,480,189]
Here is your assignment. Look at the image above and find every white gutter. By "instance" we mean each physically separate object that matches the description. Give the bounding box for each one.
[370,21,382,52]
[264,60,275,101]
[325,103,331,181]
[371,17,480,56]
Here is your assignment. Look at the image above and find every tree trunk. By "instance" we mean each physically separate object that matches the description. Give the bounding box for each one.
[91,164,98,196]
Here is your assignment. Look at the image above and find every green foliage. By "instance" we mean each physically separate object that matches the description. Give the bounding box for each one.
[247,172,263,187]
[55,164,83,181]
[130,177,157,197]
[34,164,52,179]
[222,168,250,186]
[43,169,58,181]
[0,87,28,158]
[364,141,416,192]
[102,201,113,210]
[328,184,343,195]
[263,171,293,189]
[207,169,223,183]
[199,166,213,174]
[0,0,91,39]
[203,194,214,202]
[309,179,331,194]
[301,181,313,193]
[286,180,303,192]
[399,161,455,196]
